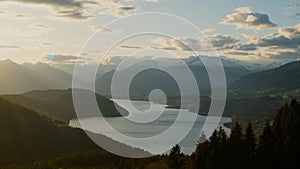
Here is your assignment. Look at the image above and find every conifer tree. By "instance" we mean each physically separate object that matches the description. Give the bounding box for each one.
[257,121,277,169]
[243,122,256,168]
[228,122,245,169]
[168,144,184,169]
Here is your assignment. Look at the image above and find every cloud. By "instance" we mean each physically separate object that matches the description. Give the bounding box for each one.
[271,50,300,60]
[145,0,159,2]
[42,42,52,46]
[203,28,215,33]
[14,13,35,19]
[150,22,299,61]
[0,0,95,20]
[31,23,50,29]
[152,34,239,52]
[235,44,257,51]
[90,25,123,34]
[55,10,93,20]
[119,6,136,11]
[123,0,159,2]
[45,54,89,63]
[220,7,277,30]
[258,47,300,60]
[0,0,82,8]
[287,3,300,9]
[224,50,255,56]
[99,5,138,17]
[254,23,300,49]
[208,34,239,49]
[0,44,19,49]
[120,45,141,49]
[225,24,300,60]
[152,37,193,51]
[0,0,139,19]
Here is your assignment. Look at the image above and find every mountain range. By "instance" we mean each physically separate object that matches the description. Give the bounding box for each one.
[0,57,284,96]
[0,60,72,94]
[96,56,253,98]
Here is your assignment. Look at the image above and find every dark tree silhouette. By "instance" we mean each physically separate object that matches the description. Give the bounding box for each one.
[168,144,184,169]
[228,122,245,169]
[257,121,277,169]
[243,122,256,169]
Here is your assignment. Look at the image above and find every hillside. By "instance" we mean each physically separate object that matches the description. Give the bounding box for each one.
[230,61,300,96]
[2,89,129,123]
[0,97,149,166]
[0,60,72,94]
[0,96,98,165]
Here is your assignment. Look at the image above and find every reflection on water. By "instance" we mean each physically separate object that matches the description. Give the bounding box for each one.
[69,99,231,154]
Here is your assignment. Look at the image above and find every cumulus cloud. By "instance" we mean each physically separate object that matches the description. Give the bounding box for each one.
[209,35,239,49]
[225,24,300,60]
[151,22,300,61]
[247,24,300,60]
[254,23,300,49]
[257,47,300,60]
[220,7,277,30]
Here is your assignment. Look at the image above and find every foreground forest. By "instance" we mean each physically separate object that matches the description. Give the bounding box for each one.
[3,99,299,169]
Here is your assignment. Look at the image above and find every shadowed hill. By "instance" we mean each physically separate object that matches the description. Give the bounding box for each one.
[0,97,149,166]
[0,96,98,165]
[2,89,129,123]
[230,61,300,95]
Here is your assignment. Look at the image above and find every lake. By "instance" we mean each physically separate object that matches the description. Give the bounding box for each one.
[69,99,231,155]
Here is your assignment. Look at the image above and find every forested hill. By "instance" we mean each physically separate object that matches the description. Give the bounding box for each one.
[0,96,149,166]
[0,97,98,165]
[230,60,300,95]
[2,89,129,123]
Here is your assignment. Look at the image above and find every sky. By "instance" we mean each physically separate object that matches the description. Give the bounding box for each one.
[0,0,299,64]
